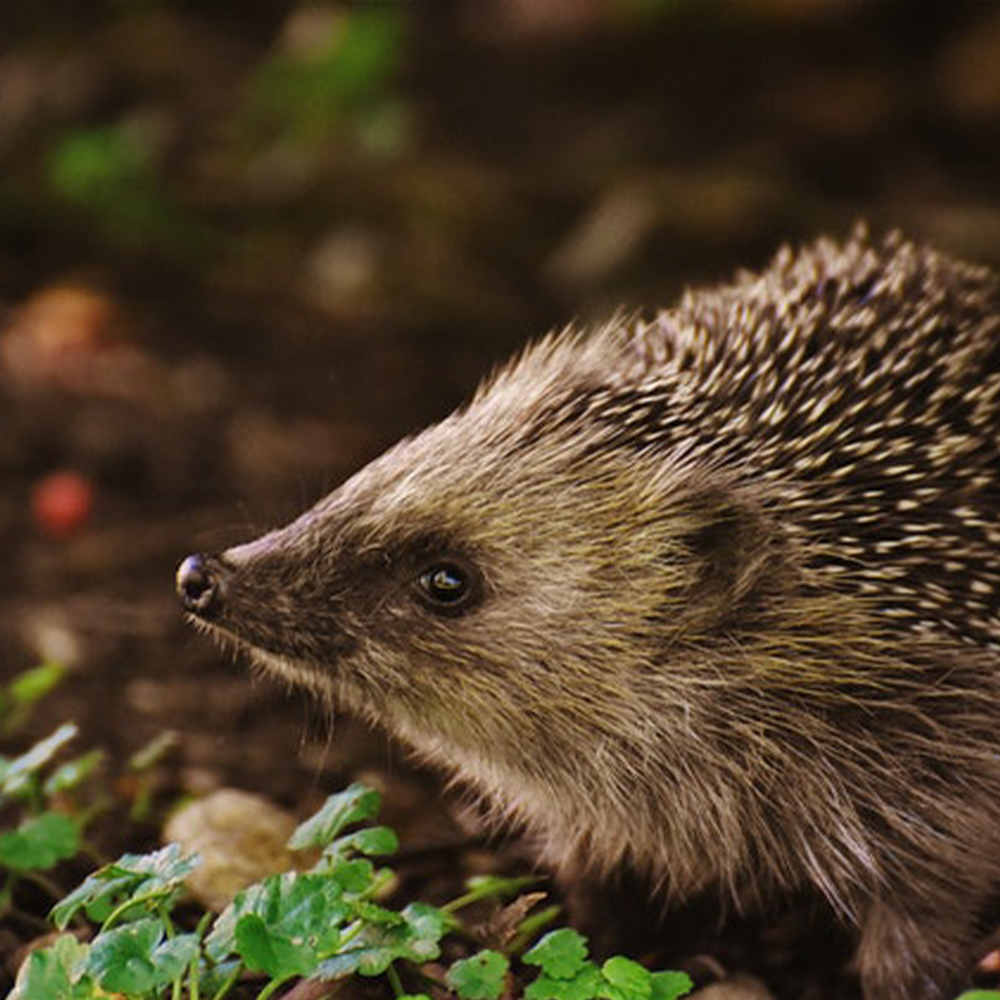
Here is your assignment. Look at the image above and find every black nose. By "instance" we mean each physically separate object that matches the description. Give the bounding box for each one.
[176,553,225,616]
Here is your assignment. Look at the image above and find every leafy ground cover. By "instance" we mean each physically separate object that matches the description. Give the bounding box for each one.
[3,677,694,1000]
[3,3,1000,997]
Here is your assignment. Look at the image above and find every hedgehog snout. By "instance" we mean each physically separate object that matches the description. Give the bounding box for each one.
[176,553,230,619]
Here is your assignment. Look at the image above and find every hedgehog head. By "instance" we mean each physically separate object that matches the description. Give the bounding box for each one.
[178,323,788,770]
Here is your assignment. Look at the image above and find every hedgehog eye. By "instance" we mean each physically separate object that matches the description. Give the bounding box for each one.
[416,561,477,615]
[419,564,467,602]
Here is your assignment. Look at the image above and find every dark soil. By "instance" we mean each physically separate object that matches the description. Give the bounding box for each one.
[2,2,1000,997]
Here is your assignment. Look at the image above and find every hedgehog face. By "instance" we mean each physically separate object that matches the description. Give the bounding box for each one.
[176,369,778,775]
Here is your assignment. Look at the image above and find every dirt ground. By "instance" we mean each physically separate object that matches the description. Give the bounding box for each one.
[3,2,1000,997]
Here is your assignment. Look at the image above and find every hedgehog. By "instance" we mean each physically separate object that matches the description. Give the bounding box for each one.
[177,230,1000,1000]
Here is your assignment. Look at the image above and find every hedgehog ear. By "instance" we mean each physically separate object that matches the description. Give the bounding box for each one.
[681,490,782,627]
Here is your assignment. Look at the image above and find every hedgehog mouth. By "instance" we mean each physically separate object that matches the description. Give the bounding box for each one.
[187,613,337,701]
[246,647,335,699]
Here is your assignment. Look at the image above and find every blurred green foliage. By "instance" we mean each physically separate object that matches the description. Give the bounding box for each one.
[46,122,207,255]
[39,5,409,259]
[246,5,408,152]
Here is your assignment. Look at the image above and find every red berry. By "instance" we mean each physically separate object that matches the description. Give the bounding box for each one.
[31,471,94,539]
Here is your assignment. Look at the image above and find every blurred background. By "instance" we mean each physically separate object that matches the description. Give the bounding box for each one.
[2,0,1000,983]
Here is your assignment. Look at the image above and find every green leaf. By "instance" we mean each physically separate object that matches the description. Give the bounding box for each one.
[332,825,400,857]
[85,919,198,994]
[44,749,104,797]
[52,870,136,929]
[523,928,590,979]
[322,857,376,892]
[354,899,404,927]
[649,971,694,1000]
[599,957,651,1000]
[10,662,66,707]
[526,964,603,1000]
[210,872,347,976]
[288,783,381,850]
[235,912,316,979]
[1,723,78,799]
[18,935,96,1000]
[0,811,80,872]
[956,994,1000,1000]
[196,957,243,996]
[353,902,446,975]
[3,663,67,732]
[446,950,510,1000]
[51,843,199,929]
[313,950,365,979]
[314,901,448,981]
[398,902,449,961]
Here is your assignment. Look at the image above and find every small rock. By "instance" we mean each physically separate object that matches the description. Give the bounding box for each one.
[163,787,299,910]
[692,975,775,1000]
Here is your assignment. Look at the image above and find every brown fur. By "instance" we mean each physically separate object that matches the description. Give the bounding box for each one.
[179,231,1000,999]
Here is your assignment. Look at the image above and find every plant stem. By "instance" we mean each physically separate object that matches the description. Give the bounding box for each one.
[158,901,176,939]
[386,962,405,997]
[255,975,291,1000]
[103,887,169,929]
[441,875,539,914]
[209,961,244,1000]
[188,911,212,1000]
[508,904,561,954]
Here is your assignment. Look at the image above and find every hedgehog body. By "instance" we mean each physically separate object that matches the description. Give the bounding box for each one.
[179,233,1000,1000]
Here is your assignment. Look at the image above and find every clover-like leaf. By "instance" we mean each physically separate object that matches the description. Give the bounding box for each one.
[44,749,104,797]
[1,663,67,732]
[288,783,381,850]
[210,871,347,977]
[85,918,198,995]
[332,824,400,857]
[321,856,377,893]
[314,901,448,980]
[649,971,693,1000]
[525,964,603,1000]
[523,928,590,979]
[18,934,96,1000]
[51,843,198,929]
[0,811,80,872]
[599,957,651,1000]
[1,723,77,799]
[398,902,449,961]
[446,949,510,1000]
[235,912,317,979]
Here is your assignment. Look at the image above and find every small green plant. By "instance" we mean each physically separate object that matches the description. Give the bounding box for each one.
[2,666,691,1000]
[520,928,691,1000]
[0,665,102,922]
[15,782,694,1000]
